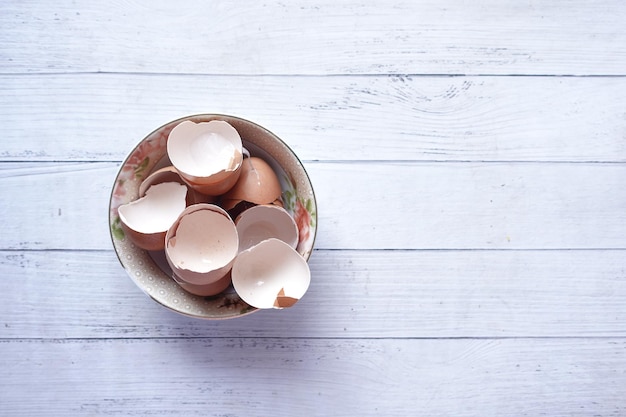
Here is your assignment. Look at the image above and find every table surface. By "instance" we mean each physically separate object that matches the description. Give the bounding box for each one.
[2,1,626,415]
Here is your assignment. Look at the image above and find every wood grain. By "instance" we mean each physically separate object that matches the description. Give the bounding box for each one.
[1,162,625,250]
[1,1,625,75]
[1,249,625,339]
[2,74,626,162]
[2,2,625,415]
[1,338,624,416]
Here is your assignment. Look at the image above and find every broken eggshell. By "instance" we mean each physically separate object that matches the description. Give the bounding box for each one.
[220,156,282,211]
[171,270,233,297]
[117,182,188,251]
[165,204,238,287]
[139,165,215,205]
[231,238,311,309]
[235,205,299,252]
[167,120,244,196]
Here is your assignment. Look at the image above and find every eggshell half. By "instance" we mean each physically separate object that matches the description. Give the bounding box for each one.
[139,165,215,205]
[235,205,299,252]
[172,270,233,297]
[165,204,238,286]
[167,120,243,196]
[220,157,282,211]
[117,182,188,251]
[231,238,311,309]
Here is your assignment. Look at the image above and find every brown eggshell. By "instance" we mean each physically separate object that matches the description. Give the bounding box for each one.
[231,238,311,309]
[139,166,183,197]
[222,197,283,214]
[164,204,239,286]
[120,226,168,252]
[235,204,299,252]
[139,166,216,205]
[273,288,299,308]
[118,182,188,251]
[181,166,242,196]
[220,157,282,209]
[167,120,244,196]
[172,270,233,296]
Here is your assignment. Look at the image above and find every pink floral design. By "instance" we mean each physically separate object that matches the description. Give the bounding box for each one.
[294,198,312,246]
[110,179,127,211]
[280,172,316,255]
[121,134,167,179]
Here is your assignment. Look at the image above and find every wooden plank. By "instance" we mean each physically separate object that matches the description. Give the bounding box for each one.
[1,162,625,250]
[1,337,624,416]
[2,74,626,162]
[1,249,625,338]
[1,1,625,75]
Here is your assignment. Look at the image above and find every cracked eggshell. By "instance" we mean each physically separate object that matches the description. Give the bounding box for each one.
[165,204,238,286]
[167,120,243,196]
[221,156,282,211]
[117,182,188,251]
[139,165,215,205]
[235,205,299,252]
[231,238,310,309]
[172,270,233,297]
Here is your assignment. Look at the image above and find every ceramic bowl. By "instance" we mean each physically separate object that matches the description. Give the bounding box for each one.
[109,114,317,319]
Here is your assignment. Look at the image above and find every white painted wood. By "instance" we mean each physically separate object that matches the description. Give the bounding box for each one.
[2,74,626,162]
[1,162,625,250]
[2,1,625,415]
[1,1,625,75]
[1,338,625,416]
[1,250,625,339]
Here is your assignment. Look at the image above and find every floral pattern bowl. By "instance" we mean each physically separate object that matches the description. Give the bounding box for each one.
[109,114,317,319]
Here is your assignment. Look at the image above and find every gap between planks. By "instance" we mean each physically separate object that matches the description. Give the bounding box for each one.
[3,335,626,342]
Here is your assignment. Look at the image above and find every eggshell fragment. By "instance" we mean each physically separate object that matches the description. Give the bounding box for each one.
[139,165,215,205]
[231,238,310,309]
[139,166,183,197]
[172,270,233,297]
[165,204,238,286]
[117,182,188,251]
[167,120,243,196]
[235,205,299,252]
[274,288,299,308]
[221,157,282,211]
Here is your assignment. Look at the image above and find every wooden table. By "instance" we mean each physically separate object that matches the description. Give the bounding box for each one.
[2,1,625,415]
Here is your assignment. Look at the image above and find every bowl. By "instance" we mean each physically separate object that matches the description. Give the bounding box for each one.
[109,114,317,319]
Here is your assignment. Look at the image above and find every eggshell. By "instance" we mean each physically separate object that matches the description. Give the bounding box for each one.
[139,166,215,205]
[165,204,238,286]
[235,205,299,252]
[172,270,233,297]
[231,238,310,309]
[220,157,282,211]
[274,288,299,308]
[117,182,188,251]
[167,120,243,196]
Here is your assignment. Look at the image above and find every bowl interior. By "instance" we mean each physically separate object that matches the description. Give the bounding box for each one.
[109,114,317,319]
